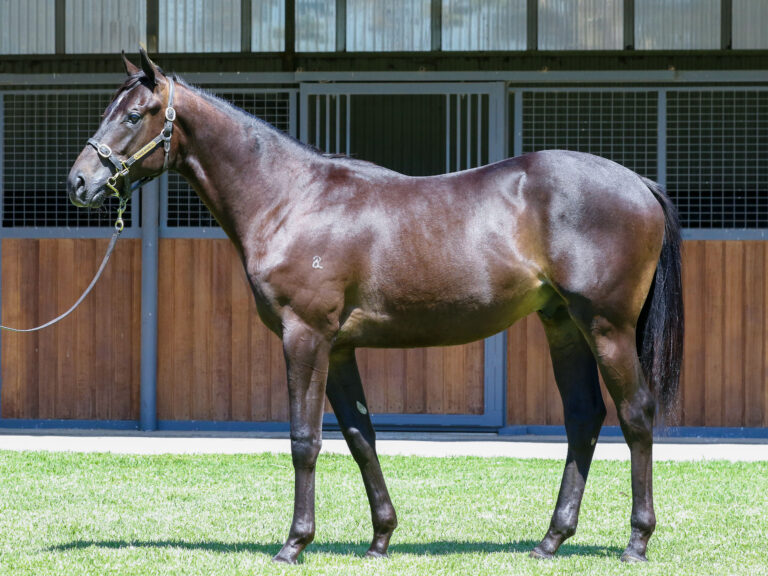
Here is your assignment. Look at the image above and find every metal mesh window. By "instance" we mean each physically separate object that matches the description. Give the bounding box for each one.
[166,91,292,227]
[2,91,134,228]
[521,91,658,179]
[667,91,768,229]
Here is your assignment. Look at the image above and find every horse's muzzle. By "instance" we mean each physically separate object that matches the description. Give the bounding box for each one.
[67,171,106,208]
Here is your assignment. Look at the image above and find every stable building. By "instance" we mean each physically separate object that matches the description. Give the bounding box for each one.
[0,0,766,436]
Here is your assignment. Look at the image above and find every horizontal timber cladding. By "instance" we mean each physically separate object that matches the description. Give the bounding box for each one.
[0,239,141,420]
[156,238,484,421]
[506,240,768,429]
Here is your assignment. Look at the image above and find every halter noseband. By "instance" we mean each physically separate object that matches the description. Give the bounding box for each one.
[87,77,177,206]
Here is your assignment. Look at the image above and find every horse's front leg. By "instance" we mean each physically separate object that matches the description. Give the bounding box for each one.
[273,318,331,564]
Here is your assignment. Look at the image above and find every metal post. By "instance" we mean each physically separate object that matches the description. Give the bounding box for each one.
[55,0,66,54]
[721,0,732,50]
[241,0,253,52]
[0,94,3,412]
[140,180,160,431]
[431,0,442,51]
[147,0,160,53]
[657,90,666,188]
[336,0,346,52]
[526,0,538,51]
[623,0,634,50]
[513,90,523,157]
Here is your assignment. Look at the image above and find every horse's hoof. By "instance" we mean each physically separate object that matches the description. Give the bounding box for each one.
[365,549,388,559]
[620,550,648,563]
[272,553,298,565]
[530,547,554,560]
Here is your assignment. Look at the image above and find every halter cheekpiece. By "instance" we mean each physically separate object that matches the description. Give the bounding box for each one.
[86,77,177,211]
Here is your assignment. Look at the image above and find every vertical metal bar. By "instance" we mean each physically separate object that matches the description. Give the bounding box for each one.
[336,0,347,52]
[456,94,462,170]
[721,0,732,49]
[241,0,252,52]
[288,90,298,139]
[512,90,523,156]
[623,0,634,50]
[483,331,507,427]
[140,179,160,431]
[158,173,169,237]
[445,94,451,172]
[477,93,483,165]
[489,82,507,162]
[345,94,351,155]
[0,93,4,229]
[285,0,296,53]
[147,0,160,53]
[299,84,310,143]
[526,0,537,50]
[465,94,471,168]
[315,95,321,148]
[325,94,331,152]
[335,93,341,153]
[0,93,3,409]
[431,0,442,51]
[55,0,66,54]
[657,90,667,188]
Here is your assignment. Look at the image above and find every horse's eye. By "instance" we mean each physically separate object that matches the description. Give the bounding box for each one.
[126,112,142,124]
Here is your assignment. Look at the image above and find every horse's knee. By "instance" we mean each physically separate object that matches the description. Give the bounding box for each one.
[290,435,322,468]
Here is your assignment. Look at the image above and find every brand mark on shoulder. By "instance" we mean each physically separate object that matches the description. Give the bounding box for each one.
[312,256,323,269]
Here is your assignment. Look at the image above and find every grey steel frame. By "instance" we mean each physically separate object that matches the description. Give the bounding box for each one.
[510,84,768,241]
[1,72,767,430]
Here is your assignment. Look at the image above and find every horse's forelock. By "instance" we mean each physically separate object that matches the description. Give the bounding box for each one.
[102,73,156,119]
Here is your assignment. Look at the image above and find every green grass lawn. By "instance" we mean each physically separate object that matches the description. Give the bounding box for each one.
[0,449,765,576]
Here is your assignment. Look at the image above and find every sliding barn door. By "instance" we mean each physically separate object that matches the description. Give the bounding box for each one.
[300,82,507,428]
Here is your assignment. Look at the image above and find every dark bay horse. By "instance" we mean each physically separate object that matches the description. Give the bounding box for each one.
[67,50,683,564]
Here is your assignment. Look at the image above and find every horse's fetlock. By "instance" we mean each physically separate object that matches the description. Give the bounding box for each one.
[631,509,656,536]
[551,511,578,539]
[290,523,316,547]
[375,506,398,534]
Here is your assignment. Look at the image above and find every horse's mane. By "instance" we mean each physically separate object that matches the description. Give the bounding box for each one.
[169,73,377,168]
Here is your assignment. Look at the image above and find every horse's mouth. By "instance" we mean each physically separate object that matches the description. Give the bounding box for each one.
[69,186,108,209]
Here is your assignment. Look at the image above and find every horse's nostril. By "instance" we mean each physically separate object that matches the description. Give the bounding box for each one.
[75,175,85,190]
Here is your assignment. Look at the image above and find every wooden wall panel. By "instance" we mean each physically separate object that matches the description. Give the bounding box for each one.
[506,240,768,429]
[1,238,141,420]
[157,239,485,421]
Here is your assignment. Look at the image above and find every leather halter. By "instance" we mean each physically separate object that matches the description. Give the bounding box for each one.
[87,77,177,199]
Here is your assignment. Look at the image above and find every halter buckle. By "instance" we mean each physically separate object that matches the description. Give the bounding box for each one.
[165,107,177,122]
[97,143,113,159]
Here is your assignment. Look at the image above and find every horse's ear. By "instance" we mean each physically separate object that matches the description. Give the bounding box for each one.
[139,46,158,86]
[121,50,139,76]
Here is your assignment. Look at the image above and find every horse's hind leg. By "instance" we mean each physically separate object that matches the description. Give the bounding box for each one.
[325,347,397,558]
[580,313,656,562]
[531,304,606,559]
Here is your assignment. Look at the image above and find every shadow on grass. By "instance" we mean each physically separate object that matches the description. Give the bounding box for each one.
[49,539,622,558]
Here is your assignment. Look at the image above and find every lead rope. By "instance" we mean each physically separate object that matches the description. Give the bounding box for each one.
[0,195,128,333]
[1,77,176,333]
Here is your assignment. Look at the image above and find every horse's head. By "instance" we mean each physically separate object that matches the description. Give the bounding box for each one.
[67,48,176,208]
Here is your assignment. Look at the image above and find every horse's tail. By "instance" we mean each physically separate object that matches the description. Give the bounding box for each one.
[637,177,684,424]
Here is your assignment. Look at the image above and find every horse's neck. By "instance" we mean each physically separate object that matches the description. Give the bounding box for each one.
[171,84,312,251]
